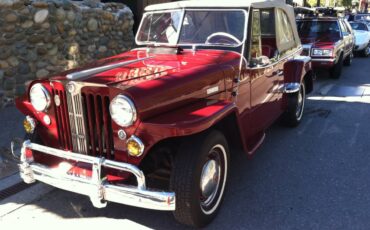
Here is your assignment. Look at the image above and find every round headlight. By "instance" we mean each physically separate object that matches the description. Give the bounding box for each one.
[29,83,50,112]
[109,95,137,127]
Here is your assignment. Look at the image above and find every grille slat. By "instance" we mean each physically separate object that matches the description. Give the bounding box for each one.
[53,85,73,150]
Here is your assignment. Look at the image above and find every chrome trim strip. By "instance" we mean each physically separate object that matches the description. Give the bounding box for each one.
[19,140,176,211]
[283,82,300,93]
[66,57,150,80]
[311,58,336,62]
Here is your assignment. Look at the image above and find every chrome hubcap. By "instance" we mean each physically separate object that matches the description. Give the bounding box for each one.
[199,144,228,215]
[296,85,305,119]
[200,158,220,206]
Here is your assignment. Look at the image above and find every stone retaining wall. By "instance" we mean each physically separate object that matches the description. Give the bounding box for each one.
[0,0,135,107]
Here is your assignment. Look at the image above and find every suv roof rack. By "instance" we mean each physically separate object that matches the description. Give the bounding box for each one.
[295,6,345,19]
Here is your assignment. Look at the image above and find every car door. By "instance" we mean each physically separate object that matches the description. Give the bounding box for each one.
[245,8,281,140]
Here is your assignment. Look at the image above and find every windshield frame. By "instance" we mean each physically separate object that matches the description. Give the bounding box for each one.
[135,8,249,48]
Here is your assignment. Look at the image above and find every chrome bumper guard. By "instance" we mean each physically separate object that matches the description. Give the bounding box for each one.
[19,140,175,211]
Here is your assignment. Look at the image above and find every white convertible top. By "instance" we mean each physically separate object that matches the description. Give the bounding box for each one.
[145,0,287,11]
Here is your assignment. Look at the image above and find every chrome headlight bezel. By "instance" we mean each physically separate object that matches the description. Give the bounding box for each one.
[109,95,137,127]
[311,48,333,57]
[29,83,51,112]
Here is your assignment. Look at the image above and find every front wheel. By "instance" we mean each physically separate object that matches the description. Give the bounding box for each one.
[282,81,306,127]
[330,55,343,79]
[171,130,230,227]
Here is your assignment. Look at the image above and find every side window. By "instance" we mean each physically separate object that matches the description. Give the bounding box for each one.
[249,8,278,67]
[275,9,296,57]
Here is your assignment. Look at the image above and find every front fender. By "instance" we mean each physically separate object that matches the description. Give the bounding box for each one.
[132,99,238,163]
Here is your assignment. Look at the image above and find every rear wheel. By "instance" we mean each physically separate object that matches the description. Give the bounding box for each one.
[343,51,353,66]
[282,81,306,127]
[330,55,343,79]
[171,130,229,227]
[361,44,370,57]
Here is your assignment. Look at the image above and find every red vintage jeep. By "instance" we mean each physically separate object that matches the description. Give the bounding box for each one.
[13,0,314,227]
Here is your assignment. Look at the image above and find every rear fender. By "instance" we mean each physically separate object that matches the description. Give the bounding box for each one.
[282,56,312,94]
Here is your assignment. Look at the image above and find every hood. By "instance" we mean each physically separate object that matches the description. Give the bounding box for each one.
[354,30,370,44]
[300,34,340,48]
[52,49,239,87]
[52,48,241,120]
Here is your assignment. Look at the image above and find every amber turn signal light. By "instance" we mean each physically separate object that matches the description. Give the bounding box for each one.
[23,116,36,134]
[126,135,144,157]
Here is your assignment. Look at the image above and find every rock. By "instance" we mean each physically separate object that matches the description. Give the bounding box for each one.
[108,40,118,49]
[27,34,44,43]
[98,46,108,53]
[3,25,16,32]
[4,68,16,77]
[3,78,16,91]
[0,0,21,7]
[87,45,96,52]
[34,9,49,24]
[5,12,18,23]
[32,1,48,8]
[0,61,9,69]
[0,49,11,60]
[36,61,48,68]
[99,37,109,46]
[48,46,58,56]
[68,29,77,36]
[37,47,48,55]
[62,0,72,10]
[87,18,98,31]
[36,69,49,79]
[66,11,76,21]
[26,51,38,62]
[18,62,30,74]
[41,22,50,29]
[55,8,66,21]
[0,70,4,80]
[7,56,19,67]
[21,20,34,28]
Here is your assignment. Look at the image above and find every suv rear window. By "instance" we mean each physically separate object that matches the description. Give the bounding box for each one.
[296,20,340,38]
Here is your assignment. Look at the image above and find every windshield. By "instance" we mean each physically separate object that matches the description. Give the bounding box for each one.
[136,9,247,47]
[355,14,370,21]
[296,20,340,38]
[350,22,368,31]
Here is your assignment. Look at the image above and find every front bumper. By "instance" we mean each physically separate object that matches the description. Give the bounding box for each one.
[18,140,175,211]
[311,58,336,68]
[354,42,368,51]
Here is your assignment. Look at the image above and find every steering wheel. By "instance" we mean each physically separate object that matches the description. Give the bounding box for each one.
[205,32,242,45]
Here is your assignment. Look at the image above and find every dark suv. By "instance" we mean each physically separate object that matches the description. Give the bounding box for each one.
[297,17,354,78]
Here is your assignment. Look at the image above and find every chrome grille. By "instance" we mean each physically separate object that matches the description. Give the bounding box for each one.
[66,82,89,154]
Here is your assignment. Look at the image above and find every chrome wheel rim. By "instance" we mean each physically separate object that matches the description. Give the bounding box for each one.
[200,159,220,206]
[200,144,227,215]
[296,84,305,120]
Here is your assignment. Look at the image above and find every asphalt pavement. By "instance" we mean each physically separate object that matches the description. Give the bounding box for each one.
[1,57,370,229]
